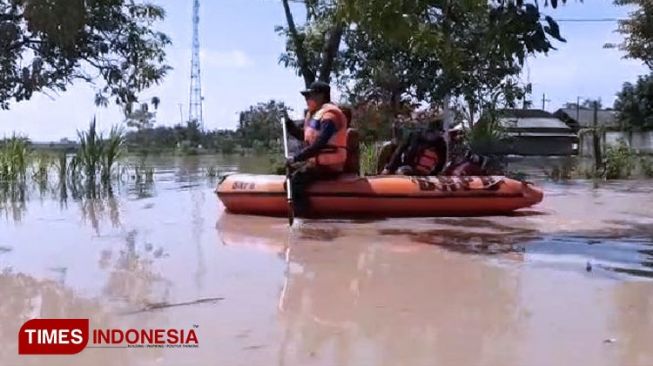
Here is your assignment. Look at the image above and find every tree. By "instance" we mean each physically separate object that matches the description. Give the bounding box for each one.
[614,73,653,131]
[609,0,653,69]
[237,100,290,150]
[278,0,569,102]
[124,97,161,130]
[0,0,171,109]
[277,0,344,87]
[339,0,566,127]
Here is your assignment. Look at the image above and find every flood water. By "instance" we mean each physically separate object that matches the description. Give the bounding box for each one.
[1,155,653,366]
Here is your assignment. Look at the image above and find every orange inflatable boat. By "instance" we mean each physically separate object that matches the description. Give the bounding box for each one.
[216,174,543,217]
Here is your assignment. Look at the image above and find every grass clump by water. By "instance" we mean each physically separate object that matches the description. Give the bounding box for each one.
[75,118,125,185]
[0,135,29,182]
[102,126,125,182]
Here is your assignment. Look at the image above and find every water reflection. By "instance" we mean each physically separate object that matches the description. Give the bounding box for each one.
[101,230,172,310]
[0,154,652,365]
[216,214,653,365]
[79,192,121,233]
[218,214,523,366]
[219,208,653,283]
[0,181,26,222]
[613,282,653,365]
[191,189,207,296]
[281,245,522,366]
[377,217,653,279]
[0,272,166,365]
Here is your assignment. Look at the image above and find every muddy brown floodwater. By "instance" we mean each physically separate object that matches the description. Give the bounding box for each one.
[1,156,653,366]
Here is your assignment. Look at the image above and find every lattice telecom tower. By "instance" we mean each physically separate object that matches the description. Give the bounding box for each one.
[188,0,203,130]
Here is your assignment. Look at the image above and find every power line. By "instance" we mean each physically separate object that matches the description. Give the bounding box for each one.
[552,18,623,22]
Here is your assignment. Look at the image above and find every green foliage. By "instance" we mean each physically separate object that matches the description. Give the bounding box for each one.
[269,155,286,175]
[238,100,288,151]
[55,152,68,181]
[0,135,29,181]
[342,1,564,107]
[603,139,636,179]
[77,119,104,181]
[277,0,344,86]
[609,0,653,69]
[102,126,125,182]
[466,116,508,155]
[75,118,125,183]
[0,0,171,109]
[614,73,653,131]
[359,142,380,176]
[218,135,237,154]
[121,100,288,155]
[351,103,395,143]
[32,152,51,184]
[124,97,161,130]
[640,157,653,177]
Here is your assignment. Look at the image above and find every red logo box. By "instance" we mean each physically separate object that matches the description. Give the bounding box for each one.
[18,319,89,355]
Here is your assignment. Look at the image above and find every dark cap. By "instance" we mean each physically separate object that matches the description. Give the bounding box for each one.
[300,81,331,97]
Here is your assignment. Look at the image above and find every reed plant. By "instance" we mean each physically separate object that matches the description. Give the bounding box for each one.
[0,135,29,182]
[32,152,51,183]
[75,118,125,184]
[101,125,125,182]
[55,153,68,181]
[76,118,103,183]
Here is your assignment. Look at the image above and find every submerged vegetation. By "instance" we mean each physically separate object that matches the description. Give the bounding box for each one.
[0,121,130,217]
[75,119,126,185]
[0,136,29,182]
[542,140,653,181]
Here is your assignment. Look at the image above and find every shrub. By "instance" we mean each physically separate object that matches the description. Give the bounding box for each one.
[603,139,635,179]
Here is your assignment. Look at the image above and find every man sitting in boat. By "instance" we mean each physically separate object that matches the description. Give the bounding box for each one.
[283,81,349,215]
[380,122,447,176]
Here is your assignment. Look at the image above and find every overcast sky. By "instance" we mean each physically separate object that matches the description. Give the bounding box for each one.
[0,0,649,141]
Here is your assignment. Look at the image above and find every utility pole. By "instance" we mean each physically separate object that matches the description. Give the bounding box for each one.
[541,93,551,110]
[592,100,602,174]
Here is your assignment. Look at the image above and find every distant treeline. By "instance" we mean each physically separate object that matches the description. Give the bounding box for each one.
[124,100,288,155]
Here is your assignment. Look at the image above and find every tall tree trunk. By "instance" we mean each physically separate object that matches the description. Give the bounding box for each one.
[390,89,401,115]
[318,23,344,83]
[281,0,315,87]
[466,96,476,129]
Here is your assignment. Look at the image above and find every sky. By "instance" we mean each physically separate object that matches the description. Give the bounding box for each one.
[0,0,649,141]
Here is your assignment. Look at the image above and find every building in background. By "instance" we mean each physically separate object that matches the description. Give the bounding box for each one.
[554,108,653,155]
[553,107,620,133]
[477,109,578,156]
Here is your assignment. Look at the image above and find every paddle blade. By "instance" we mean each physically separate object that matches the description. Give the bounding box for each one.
[287,200,294,226]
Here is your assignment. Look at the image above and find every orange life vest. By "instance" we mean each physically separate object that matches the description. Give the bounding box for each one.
[303,103,348,171]
[413,146,440,175]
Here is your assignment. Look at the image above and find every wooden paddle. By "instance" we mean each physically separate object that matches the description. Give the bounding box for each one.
[281,117,294,226]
